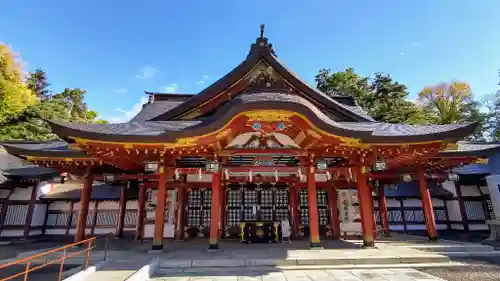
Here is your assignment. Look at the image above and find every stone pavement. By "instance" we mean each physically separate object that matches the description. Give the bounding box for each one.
[82,257,152,281]
[149,268,447,281]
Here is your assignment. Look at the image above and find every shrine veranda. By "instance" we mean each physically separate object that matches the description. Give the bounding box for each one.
[2,25,500,250]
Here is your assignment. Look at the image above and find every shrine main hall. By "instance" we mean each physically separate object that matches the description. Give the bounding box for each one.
[1,26,494,250]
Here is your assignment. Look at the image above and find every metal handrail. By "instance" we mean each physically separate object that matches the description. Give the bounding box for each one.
[0,232,112,281]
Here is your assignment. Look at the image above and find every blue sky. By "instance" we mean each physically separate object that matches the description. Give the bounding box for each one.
[2,1,499,123]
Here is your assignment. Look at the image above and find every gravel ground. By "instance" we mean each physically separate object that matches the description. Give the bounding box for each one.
[418,257,500,281]
[419,266,500,281]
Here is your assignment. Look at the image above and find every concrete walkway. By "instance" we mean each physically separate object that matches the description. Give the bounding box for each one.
[149,268,448,281]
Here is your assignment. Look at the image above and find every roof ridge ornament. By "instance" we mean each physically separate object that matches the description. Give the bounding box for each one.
[248,24,276,58]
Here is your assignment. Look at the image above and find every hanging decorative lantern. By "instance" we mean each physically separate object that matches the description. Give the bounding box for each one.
[316,159,327,171]
[298,168,304,181]
[373,158,387,171]
[197,168,203,180]
[387,184,398,191]
[249,170,253,182]
[103,174,115,183]
[174,168,180,180]
[224,169,229,180]
[274,170,279,182]
[402,174,412,182]
[205,161,220,173]
[143,161,159,172]
[448,173,459,181]
[326,171,332,181]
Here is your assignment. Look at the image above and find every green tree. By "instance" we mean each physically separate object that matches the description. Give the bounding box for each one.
[26,69,51,99]
[418,81,486,140]
[315,68,425,124]
[0,43,37,123]
[483,73,500,141]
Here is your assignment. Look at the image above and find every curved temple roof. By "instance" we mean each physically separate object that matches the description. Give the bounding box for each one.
[38,92,478,144]
[0,26,490,163]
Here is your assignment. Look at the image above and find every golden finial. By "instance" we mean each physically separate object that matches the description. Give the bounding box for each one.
[260,24,265,38]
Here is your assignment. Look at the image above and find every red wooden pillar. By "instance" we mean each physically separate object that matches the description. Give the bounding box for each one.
[289,184,300,238]
[175,184,186,241]
[152,164,168,250]
[307,164,321,248]
[377,184,390,236]
[75,166,93,243]
[327,186,340,239]
[220,179,227,239]
[115,183,127,238]
[209,169,221,249]
[417,166,438,241]
[135,183,146,240]
[357,166,375,247]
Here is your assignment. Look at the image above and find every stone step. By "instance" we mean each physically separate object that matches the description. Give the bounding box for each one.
[154,260,469,276]
[157,254,450,269]
[402,243,498,253]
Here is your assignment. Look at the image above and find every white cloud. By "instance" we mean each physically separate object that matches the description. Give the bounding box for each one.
[116,88,128,94]
[196,75,211,85]
[135,66,158,80]
[162,83,178,93]
[400,52,404,56]
[410,41,422,47]
[106,97,148,123]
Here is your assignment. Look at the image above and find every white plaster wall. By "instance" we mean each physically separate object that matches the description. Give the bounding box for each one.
[431,198,444,207]
[389,224,405,231]
[187,174,212,182]
[446,201,463,221]
[460,185,481,196]
[45,229,66,235]
[442,181,458,196]
[0,189,10,199]
[387,199,401,207]
[49,202,71,211]
[126,200,138,210]
[9,186,33,200]
[406,224,426,230]
[450,223,465,230]
[142,223,174,238]
[469,224,489,230]
[143,224,154,238]
[1,229,24,237]
[340,222,362,234]
[31,204,47,226]
[480,185,490,195]
[403,199,422,207]
[29,229,42,236]
[93,227,115,235]
[88,201,97,210]
[98,201,119,210]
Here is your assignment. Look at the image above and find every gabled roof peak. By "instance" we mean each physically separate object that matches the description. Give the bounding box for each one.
[248,24,276,58]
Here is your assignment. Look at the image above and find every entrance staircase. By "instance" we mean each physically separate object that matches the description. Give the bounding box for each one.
[3,234,500,281]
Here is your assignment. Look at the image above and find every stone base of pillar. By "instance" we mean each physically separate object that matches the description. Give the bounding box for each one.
[309,243,323,249]
[208,243,219,250]
[485,220,500,242]
[151,241,163,250]
[362,240,375,248]
[428,236,438,242]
